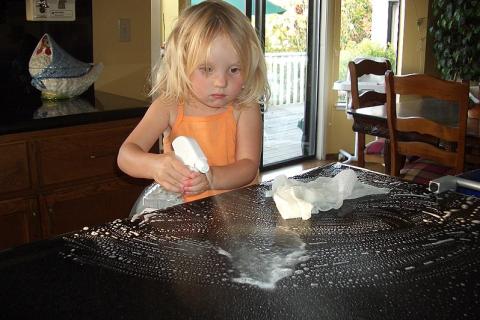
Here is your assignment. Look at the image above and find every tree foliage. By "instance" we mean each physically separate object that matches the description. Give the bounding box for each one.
[339,39,396,81]
[265,0,308,53]
[340,0,372,50]
[337,0,396,82]
[263,0,397,81]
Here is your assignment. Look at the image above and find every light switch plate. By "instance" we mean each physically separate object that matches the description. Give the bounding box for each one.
[118,18,131,42]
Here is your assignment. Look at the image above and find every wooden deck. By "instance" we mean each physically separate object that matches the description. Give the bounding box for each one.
[263,103,304,165]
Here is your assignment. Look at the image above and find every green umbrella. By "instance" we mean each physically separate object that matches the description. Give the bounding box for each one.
[190,0,286,15]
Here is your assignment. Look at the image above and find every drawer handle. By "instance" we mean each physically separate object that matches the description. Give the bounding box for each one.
[90,152,113,159]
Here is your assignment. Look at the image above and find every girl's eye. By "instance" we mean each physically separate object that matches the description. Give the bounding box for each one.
[199,65,213,73]
[230,67,241,74]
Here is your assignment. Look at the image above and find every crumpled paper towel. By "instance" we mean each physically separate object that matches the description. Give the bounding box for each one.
[267,169,389,220]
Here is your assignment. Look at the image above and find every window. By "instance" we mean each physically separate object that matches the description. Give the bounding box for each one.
[335,0,400,106]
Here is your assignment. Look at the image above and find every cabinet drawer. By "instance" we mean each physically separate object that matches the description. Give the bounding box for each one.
[0,142,31,194]
[0,197,41,250]
[41,178,147,237]
[35,126,132,186]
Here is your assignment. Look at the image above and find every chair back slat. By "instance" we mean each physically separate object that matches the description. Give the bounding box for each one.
[396,118,460,142]
[398,142,458,167]
[358,91,387,108]
[393,73,468,102]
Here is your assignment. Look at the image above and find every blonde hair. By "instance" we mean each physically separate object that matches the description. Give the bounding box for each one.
[150,0,270,107]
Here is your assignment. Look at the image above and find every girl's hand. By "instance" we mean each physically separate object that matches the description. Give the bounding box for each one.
[182,171,212,195]
[151,153,195,193]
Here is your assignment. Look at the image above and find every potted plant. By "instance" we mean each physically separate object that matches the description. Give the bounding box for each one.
[429,0,480,83]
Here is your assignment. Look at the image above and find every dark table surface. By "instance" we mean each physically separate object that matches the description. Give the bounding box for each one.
[1,163,479,319]
[0,88,149,135]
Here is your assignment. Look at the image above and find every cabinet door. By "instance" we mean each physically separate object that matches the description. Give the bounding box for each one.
[41,177,147,237]
[0,197,41,250]
[0,142,32,194]
[35,126,132,186]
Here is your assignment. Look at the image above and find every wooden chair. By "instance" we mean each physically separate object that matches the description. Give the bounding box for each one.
[385,71,469,185]
[348,58,392,168]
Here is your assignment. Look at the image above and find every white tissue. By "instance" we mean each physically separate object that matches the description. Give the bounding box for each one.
[269,169,389,220]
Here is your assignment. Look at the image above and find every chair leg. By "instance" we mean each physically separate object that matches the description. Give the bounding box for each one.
[384,140,391,174]
[391,154,403,177]
[357,133,365,167]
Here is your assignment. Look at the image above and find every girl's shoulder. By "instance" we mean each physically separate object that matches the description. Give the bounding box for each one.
[233,102,261,122]
[150,96,179,125]
[150,96,178,110]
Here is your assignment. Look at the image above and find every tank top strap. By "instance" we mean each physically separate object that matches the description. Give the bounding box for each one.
[225,105,236,123]
[176,104,185,122]
[171,104,185,132]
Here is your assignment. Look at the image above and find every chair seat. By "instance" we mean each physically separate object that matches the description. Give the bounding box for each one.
[365,138,385,155]
[400,158,455,185]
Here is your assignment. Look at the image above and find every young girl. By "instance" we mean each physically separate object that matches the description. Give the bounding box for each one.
[117,0,270,207]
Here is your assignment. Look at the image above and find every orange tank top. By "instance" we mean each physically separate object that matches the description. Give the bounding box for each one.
[163,104,237,202]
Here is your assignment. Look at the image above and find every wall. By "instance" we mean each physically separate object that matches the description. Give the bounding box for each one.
[396,0,429,75]
[92,0,151,100]
[324,0,355,158]
[162,0,179,39]
[324,0,431,156]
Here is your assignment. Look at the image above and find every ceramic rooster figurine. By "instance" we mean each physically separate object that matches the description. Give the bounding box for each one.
[29,33,103,99]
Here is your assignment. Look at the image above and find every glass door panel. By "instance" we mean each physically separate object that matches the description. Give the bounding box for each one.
[188,0,316,168]
[261,0,311,166]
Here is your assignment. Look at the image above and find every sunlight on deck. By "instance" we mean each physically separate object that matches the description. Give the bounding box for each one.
[263,102,304,165]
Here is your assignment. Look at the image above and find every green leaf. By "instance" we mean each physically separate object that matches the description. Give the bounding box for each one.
[431,0,480,81]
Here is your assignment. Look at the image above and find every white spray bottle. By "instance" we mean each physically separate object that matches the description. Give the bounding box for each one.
[172,136,210,174]
[131,136,209,217]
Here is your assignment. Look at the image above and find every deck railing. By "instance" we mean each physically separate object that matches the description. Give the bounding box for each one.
[265,52,307,107]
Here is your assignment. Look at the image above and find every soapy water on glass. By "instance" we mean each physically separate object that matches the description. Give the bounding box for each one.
[62,162,480,306]
[130,136,210,217]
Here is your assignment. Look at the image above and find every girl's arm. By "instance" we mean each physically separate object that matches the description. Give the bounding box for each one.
[117,99,193,192]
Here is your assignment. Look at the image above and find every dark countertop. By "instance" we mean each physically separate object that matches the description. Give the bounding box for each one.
[1,163,479,319]
[0,89,150,135]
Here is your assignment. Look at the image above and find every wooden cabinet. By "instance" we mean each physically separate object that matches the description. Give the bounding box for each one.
[0,142,32,194]
[35,126,132,186]
[0,197,41,249]
[40,177,145,237]
[0,118,153,250]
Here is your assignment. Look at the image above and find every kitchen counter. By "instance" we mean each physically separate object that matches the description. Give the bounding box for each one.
[0,89,149,135]
[0,89,151,249]
[1,163,479,319]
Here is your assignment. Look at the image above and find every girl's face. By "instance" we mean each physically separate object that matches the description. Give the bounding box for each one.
[189,35,244,109]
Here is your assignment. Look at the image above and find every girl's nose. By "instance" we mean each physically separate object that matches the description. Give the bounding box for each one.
[213,72,227,88]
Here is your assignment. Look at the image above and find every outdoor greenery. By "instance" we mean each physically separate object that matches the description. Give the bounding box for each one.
[338,0,396,81]
[265,0,308,52]
[339,39,396,81]
[340,0,372,49]
[263,0,398,102]
[429,0,480,82]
